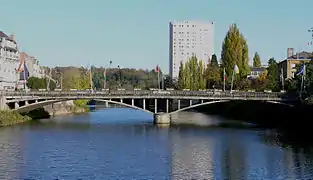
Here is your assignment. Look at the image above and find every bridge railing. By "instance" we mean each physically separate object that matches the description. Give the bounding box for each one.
[2,90,285,99]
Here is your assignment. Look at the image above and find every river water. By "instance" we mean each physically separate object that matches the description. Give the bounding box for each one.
[0,108,313,180]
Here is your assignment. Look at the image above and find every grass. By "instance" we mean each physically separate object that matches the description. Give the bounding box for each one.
[0,110,32,127]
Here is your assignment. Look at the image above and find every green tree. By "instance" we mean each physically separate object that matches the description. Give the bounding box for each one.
[205,64,221,89]
[253,52,261,68]
[241,36,250,77]
[27,77,45,90]
[198,60,206,89]
[221,24,250,79]
[211,54,218,67]
[266,58,280,91]
[27,77,56,90]
[178,61,185,89]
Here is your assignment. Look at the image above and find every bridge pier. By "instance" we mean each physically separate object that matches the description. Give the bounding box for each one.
[0,95,8,110]
[15,102,19,109]
[153,113,171,125]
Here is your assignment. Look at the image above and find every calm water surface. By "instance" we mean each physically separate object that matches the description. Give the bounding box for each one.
[0,108,313,180]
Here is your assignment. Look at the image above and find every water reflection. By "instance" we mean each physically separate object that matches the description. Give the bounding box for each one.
[0,126,25,180]
[0,109,313,179]
[170,128,216,179]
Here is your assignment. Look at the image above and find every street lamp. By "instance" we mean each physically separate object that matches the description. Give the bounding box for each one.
[55,70,63,90]
[88,65,94,93]
[117,65,122,88]
[46,67,52,91]
[103,60,112,89]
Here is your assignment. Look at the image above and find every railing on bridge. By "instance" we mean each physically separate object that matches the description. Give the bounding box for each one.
[1,90,286,99]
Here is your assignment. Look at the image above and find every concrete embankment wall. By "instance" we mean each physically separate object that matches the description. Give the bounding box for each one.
[43,100,87,116]
[26,100,88,119]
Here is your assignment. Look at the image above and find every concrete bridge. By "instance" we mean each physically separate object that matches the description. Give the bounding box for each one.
[0,90,294,125]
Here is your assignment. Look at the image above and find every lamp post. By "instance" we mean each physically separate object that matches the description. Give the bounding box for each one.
[46,67,52,91]
[117,65,122,88]
[308,27,313,46]
[103,60,112,89]
[89,65,93,93]
[55,70,63,90]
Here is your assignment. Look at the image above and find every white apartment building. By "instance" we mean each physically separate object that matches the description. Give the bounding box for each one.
[0,32,20,90]
[169,20,214,78]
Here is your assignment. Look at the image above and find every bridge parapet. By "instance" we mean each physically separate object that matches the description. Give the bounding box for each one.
[2,90,285,99]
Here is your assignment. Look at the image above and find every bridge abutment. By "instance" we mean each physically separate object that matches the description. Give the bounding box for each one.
[0,95,9,110]
[153,113,171,125]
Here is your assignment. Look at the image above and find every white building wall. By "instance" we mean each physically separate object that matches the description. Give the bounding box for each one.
[25,56,43,78]
[0,34,20,90]
[169,20,214,78]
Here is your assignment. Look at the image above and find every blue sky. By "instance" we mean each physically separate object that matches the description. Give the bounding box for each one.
[1,0,312,72]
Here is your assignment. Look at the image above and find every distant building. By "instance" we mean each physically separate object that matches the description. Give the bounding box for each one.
[247,67,266,79]
[278,49,313,79]
[0,31,20,90]
[20,52,44,79]
[169,20,214,78]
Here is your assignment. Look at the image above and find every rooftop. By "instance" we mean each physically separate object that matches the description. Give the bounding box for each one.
[287,51,313,60]
[0,31,9,38]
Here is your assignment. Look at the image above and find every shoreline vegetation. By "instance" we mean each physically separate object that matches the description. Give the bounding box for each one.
[0,101,89,127]
[0,110,31,127]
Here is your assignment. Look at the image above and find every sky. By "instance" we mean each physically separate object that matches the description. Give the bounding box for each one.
[1,0,313,72]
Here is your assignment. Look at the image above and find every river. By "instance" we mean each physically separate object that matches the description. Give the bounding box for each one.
[0,108,313,180]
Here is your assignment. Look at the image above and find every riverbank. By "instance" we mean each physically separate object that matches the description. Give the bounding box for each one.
[0,100,89,127]
[0,110,31,127]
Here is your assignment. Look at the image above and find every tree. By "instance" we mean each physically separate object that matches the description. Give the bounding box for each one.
[177,56,207,90]
[27,77,56,90]
[211,54,218,67]
[178,61,185,89]
[221,24,250,79]
[205,63,221,89]
[253,52,261,68]
[198,60,206,89]
[266,58,279,91]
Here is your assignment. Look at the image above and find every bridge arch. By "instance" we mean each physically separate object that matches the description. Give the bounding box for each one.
[169,100,230,115]
[169,99,293,115]
[14,98,154,114]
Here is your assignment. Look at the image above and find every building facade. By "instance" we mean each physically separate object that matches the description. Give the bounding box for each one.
[278,49,313,79]
[169,20,214,78]
[20,52,44,78]
[0,32,20,90]
[247,67,266,79]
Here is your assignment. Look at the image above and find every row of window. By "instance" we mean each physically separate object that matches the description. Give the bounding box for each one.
[173,24,196,28]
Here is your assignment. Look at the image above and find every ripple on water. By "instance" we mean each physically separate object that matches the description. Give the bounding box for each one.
[0,109,313,179]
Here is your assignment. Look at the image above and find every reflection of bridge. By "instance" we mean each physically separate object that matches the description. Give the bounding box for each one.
[1,90,293,124]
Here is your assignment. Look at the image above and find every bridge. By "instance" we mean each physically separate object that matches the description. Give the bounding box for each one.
[0,90,294,125]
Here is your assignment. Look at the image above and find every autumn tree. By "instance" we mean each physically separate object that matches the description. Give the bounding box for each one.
[221,24,250,80]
